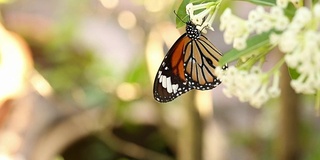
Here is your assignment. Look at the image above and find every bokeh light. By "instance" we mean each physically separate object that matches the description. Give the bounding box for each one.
[100,0,118,9]
[116,82,140,101]
[117,10,136,30]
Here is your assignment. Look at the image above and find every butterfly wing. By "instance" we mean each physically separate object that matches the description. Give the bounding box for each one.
[153,33,192,103]
[183,35,227,90]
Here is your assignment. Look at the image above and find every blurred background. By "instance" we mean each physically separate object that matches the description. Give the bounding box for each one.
[0,0,319,160]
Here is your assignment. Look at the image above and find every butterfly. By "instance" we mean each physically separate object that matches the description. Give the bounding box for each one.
[153,20,228,103]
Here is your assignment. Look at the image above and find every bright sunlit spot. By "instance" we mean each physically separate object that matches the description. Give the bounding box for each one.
[0,23,31,106]
[100,0,118,9]
[0,154,10,160]
[30,71,53,97]
[144,0,165,12]
[145,30,165,82]
[195,90,213,119]
[146,23,180,85]
[117,11,136,30]
[0,131,21,160]
[116,82,140,101]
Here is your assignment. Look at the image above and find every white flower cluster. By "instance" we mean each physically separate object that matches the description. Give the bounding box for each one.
[220,6,289,50]
[218,1,320,107]
[248,6,289,33]
[216,66,280,108]
[220,8,250,50]
[187,1,320,107]
[186,2,220,33]
[274,4,320,94]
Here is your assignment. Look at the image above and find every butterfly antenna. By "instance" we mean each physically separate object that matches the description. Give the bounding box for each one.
[173,10,187,23]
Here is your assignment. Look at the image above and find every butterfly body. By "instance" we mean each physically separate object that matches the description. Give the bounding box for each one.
[153,21,227,103]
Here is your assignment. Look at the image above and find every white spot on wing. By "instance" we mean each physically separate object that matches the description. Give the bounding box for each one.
[162,75,167,88]
[166,77,172,93]
[172,84,178,93]
[157,71,162,79]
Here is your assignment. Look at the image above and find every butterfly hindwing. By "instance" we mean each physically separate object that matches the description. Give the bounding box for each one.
[183,35,226,90]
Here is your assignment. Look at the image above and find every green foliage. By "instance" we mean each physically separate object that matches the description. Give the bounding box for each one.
[288,67,299,80]
[176,0,190,28]
[219,32,271,65]
[239,0,276,6]
[124,58,150,85]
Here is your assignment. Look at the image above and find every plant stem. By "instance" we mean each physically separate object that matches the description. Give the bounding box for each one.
[177,91,203,160]
[315,90,320,116]
[277,63,301,160]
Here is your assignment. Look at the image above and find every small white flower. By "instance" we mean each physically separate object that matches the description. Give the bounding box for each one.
[277,0,289,8]
[186,3,194,17]
[269,33,280,45]
[291,73,316,94]
[233,34,248,50]
[284,51,300,68]
[250,84,269,108]
[199,10,216,32]
[220,8,232,31]
[270,6,283,17]
[289,7,312,31]
[274,16,290,31]
[256,19,273,34]
[278,30,298,53]
[191,7,211,25]
[268,72,281,98]
[283,28,320,94]
[187,3,208,12]
[251,6,265,19]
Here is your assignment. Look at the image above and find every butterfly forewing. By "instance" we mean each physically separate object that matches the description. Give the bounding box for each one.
[153,34,192,103]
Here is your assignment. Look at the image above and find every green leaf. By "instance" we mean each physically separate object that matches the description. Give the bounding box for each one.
[219,32,271,65]
[236,0,276,6]
[283,2,298,19]
[288,67,300,80]
[176,0,190,28]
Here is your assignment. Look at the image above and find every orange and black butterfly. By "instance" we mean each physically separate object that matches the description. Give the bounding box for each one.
[153,20,228,103]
